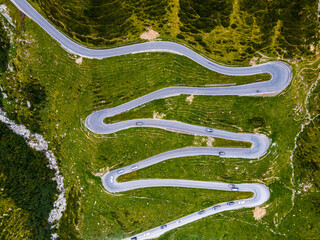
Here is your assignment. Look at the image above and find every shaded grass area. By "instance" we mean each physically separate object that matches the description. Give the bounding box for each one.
[0,122,57,240]
[294,116,320,189]
[27,0,319,64]
[280,115,320,239]
[278,192,320,239]
[241,0,318,59]
[0,19,10,73]
[1,1,320,239]
[179,0,318,63]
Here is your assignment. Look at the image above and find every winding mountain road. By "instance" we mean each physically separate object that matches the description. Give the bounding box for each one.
[10,0,293,239]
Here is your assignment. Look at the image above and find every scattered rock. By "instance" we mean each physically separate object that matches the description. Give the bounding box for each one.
[310,44,315,52]
[2,91,7,99]
[0,4,15,27]
[206,137,215,147]
[75,56,83,65]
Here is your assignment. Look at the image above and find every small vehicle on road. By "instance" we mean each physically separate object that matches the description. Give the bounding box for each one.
[227,201,235,205]
[256,89,261,93]
[238,200,245,205]
[136,122,143,126]
[205,128,213,132]
[143,232,150,237]
[177,220,183,224]
[219,151,225,156]
[131,165,138,170]
[110,176,114,183]
[198,210,205,215]
[117,169,125,174]
[213,205,221,210]
[228,184,238,191]
[160,225,167,229]
[131,237,137,240]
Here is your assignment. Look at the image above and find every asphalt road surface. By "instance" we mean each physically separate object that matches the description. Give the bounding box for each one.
[10,1,292,239]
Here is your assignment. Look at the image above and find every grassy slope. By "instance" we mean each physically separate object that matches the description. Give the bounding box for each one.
[1,0,320,239]
[284,116,320,239]
[0,5,57,240]
[27,0,318,65]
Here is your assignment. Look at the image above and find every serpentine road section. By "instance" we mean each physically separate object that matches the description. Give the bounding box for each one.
[10,0,292,239]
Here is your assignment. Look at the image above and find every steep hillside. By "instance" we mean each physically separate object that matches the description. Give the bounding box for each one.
[29,0,319,63]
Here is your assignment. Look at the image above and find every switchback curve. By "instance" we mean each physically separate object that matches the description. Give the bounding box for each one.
[10,1,292,239]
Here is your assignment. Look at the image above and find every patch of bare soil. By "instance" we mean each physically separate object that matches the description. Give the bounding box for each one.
[186,94,194,104]
[75,56,83,65]
[140,26,160,40]
[250,56,259,66]
[310,44,315,52]
[253,206,266,220]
